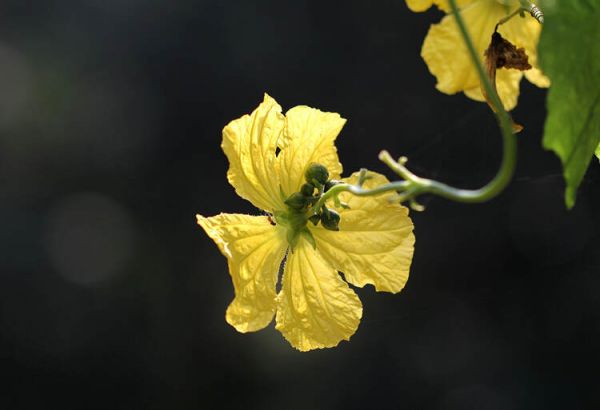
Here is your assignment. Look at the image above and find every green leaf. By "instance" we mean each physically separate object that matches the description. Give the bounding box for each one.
[539,0,600,209]
[596,143,600,161]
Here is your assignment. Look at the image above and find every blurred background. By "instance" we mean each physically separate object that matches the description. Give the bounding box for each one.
[0,0,598,409]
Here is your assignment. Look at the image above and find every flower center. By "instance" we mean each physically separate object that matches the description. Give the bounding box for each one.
[273,163,342,249]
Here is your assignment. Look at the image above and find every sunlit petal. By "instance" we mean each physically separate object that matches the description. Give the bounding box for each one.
[464,68,523,111]
[499,10,550,88]
[277,106,345,197]
[421,0,544,110]
[197,213,287,332]
[406,0,474,12]
[222,94,286,212]
[406,0,436,12]
[311,172,415,293]
[275,238,362,351]
[422,1,507,96]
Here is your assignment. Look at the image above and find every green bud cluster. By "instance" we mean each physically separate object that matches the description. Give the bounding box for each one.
[284,192,308,210]
[319,207,340,231]
[284,184,319,210]
[281,163,344,248]
[303,163,342,231]
[304,163,329,187]
[284,163,335,211]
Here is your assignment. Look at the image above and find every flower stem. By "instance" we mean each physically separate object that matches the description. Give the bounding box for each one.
[495,7,527,31]
[437,0,517,202]
[317,0,521,210]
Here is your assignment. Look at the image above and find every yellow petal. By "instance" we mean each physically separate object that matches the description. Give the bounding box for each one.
[421,0,540,110]
[275,238,362,351]
[405,0,474,12]
[405,0,435,12]
[464,68,523,111]
[277,106,345,197]
[197,213,287,332]
[435,0,478,12]
[311,172,415,293]
[497,10,550,88]
[222,94,285,212]
[524,66,550,88]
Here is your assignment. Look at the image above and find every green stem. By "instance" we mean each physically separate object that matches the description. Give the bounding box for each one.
[436,0,517,202]
[521,1,544,24]
[495,7,527,31]
[316,0,519,209]
[313,179,410,212]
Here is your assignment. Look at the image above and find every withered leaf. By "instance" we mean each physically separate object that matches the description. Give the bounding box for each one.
[482,31,532,133]
[486,31,532,71]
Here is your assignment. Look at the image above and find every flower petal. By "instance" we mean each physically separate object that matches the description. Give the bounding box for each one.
[405,0,474,12]
[421,1,539,110]
[222,94,285,212]
[464,68,523,111]
[197,213,287,332]
[275,238,362,351]
[498,9,550,88]
[406,0,436,12]
[277,105,345,197]
[435,0,477,12]
[311,172,415,293]
[524,66,550,88]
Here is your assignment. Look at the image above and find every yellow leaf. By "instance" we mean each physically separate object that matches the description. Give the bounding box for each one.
[311,172,415,293]
[275,238,362,351]
[277,105,345,197]
[197,213,287,332]
[222,94,286,212]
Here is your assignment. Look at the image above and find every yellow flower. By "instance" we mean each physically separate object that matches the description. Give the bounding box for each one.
[407,0,550,110]
[197,94,415,351]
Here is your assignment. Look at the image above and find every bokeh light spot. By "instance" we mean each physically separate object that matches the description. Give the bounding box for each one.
[44,192,136,286]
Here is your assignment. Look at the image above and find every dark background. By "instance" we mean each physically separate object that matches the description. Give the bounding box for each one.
[0,1,598,409]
